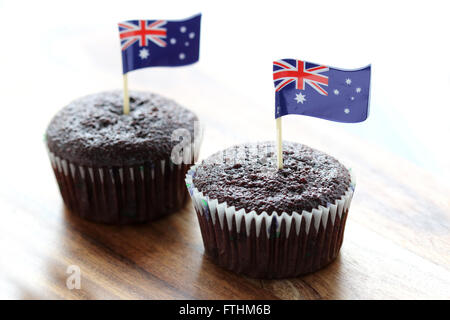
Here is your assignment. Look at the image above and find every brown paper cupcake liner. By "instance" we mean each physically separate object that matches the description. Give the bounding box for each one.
[185,165,355,279]
[47,132,202,224]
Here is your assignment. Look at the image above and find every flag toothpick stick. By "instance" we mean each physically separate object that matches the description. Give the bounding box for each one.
[276,117,283,169]
[123,73,130,115]
[118,14,201,115]
[272,59,371,170]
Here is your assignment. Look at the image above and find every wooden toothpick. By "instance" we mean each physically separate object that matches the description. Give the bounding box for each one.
[276,117,283,169]
[123,73,130,115]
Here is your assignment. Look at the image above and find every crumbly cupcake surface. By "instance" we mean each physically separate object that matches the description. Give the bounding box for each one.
[46,90,198,166]
[192,141,351,214]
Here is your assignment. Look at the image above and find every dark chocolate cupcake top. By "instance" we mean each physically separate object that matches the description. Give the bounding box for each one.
[46,90,198,166]
[192,141,351,214]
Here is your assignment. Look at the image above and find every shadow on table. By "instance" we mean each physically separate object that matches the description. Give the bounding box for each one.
[47,203,345,299]
[45,203,203,299]
[191,242,345,300]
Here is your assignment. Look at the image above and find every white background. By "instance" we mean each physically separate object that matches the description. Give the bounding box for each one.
[0,0,449,181]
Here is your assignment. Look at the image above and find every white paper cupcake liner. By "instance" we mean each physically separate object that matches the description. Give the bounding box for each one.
[185,164,355,278]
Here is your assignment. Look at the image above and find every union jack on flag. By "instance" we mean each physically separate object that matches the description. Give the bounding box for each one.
[273,60,329,96]
[273,58,371,123]
[119,20,168,50]
[118,14,201,74]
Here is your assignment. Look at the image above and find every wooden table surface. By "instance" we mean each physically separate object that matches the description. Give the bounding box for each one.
[0,73,449,300]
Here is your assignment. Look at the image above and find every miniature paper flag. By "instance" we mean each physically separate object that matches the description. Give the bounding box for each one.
[118,14,201,74]
[273,59,371,122]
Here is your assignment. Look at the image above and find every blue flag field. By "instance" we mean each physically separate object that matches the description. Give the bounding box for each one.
[273,59,371,123]
[119,14,201,73]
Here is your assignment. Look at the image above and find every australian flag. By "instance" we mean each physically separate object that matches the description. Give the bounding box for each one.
[273,59,371,122]
[118,14,201,74]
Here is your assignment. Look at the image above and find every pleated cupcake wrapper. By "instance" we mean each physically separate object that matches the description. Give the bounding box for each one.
[47,129,203,224]
[185,165,355,278]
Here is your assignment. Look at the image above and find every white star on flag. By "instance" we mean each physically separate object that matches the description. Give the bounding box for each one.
[139,48,149,59]
[356,87,361,93]
[345,78,352,85]
[294,92,306,104]
[334,89,339,95]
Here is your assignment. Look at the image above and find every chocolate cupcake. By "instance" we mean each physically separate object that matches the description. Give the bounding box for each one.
[185,141,354,278]
[46,90,201,224]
